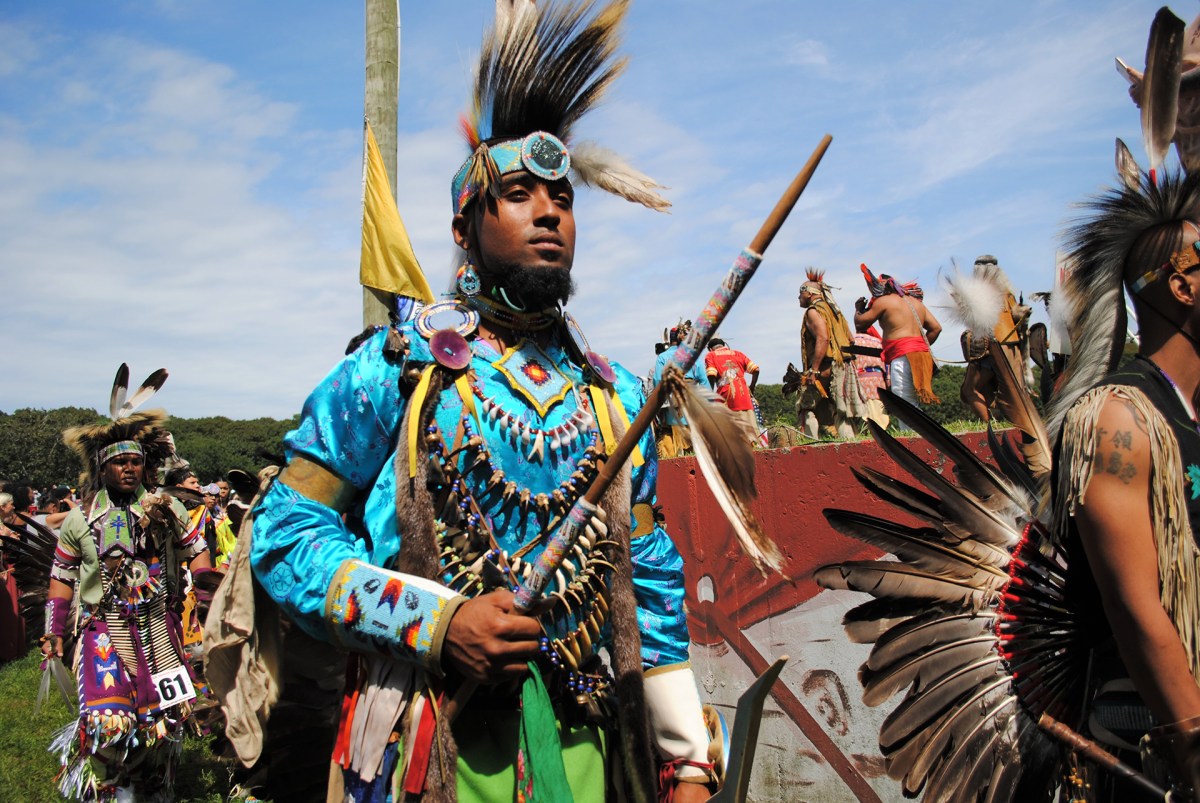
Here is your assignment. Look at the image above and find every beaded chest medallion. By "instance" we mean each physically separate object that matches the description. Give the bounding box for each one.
[491,338,572,417]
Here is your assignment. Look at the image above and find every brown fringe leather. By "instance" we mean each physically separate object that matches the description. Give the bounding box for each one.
[1053,385,1200,683]
[905,351,941,404]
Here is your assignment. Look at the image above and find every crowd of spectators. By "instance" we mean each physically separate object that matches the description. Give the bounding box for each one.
[0,468,253,664]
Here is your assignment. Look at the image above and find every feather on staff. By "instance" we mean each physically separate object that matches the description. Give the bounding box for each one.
[663,370,785,576]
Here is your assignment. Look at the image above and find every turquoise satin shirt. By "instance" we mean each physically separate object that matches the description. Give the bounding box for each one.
[251,324,693,668]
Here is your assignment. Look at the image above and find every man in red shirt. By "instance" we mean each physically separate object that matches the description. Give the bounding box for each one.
[704,336,761,445]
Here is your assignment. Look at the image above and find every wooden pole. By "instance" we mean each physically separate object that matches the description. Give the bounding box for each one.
[363,0,399,327]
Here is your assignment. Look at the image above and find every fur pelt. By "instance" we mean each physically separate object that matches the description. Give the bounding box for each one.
[596,403,657,803]
[62,409,173,493]
[393,368,459,803]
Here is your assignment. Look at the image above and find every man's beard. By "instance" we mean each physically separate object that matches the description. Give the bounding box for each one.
[489,262,575,310]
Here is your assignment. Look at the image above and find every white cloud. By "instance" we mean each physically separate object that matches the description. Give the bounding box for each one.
[779,38,831,70]
[0,28,361,419]
[0,20,41,77]
[0,0,1182,421]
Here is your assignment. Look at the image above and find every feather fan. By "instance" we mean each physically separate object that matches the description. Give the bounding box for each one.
[815,379,1087,802]
[663,370,785,576]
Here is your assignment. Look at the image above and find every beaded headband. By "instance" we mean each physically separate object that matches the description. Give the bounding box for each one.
[1129,222,1200,293]
[452,131,571,214]
[98,440,144,465]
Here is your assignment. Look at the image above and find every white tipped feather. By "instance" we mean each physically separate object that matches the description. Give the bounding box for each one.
[1141,7,1185,174]
[493,0,536,41]
[570,141,670,211]
[665,372,784,576]
[109,363,130,419]
[119,369,169,417]
[1115,138,1141,192]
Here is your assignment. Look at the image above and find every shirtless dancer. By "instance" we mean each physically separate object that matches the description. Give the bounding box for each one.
[854,273,942,406]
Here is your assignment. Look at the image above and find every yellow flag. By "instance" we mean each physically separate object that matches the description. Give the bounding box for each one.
[359,122,434,301]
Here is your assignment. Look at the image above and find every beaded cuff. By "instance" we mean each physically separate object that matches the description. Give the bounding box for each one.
[44,596,69,639]
[324,559,465,674]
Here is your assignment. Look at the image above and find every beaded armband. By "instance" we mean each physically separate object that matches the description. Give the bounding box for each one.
[324,559,466,675]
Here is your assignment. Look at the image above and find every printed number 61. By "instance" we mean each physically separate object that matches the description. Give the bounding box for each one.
[159,675,186,701]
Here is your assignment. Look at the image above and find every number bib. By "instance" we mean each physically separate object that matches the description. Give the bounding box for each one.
[150,665,196,706]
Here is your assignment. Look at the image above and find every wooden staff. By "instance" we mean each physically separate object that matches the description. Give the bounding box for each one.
[444,135,832,726]
[513,132,832,612]
[1038,712,1169,800]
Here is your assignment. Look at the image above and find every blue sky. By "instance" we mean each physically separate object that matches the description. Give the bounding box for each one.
[0,1,1183,418]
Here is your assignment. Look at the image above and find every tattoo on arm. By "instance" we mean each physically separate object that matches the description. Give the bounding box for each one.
[1111,430,1133,450]
[1103,450,1137,484]
[1117,399,1149,436]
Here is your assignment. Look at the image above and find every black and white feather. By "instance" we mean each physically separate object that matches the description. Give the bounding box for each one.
[816,390,1087,802]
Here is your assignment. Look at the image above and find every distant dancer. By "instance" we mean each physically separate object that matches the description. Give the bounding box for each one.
[798,269,868,440]
[855,266,942,406]
[654,320,706,458]
[704,336,761,445]
[44,367,210,801]
[852,326,890,430]
[954,255,1032,421]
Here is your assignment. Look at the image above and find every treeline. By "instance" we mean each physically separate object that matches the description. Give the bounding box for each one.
[1,368,986,487]
[0,408,296,488]
[755,365,978,428]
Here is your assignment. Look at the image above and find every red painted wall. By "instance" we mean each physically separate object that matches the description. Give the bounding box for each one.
[659,432,991,641]
[657,433,993,802]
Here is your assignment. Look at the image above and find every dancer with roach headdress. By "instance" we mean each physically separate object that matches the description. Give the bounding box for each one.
[207,3,720,801]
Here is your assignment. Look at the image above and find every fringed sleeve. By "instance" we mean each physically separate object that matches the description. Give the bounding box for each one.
[1052,385,1200,682]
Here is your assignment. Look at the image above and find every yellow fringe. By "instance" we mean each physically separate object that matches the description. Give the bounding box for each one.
[588,385,618,457]
[408,366,436,479]
[1053,385,1200,682]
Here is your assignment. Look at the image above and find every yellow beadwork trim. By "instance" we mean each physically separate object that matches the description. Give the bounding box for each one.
[609,387,644,468]
[408,365,436,479]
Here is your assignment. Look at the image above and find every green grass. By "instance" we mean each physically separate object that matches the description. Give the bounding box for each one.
[0,651,238,802]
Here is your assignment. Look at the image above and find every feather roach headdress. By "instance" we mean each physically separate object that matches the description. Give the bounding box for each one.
[860,263,924,300]
[1046,159,1200,442]
[450,0,668,215]
[62,364,173,494]
[801,267,849,319]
